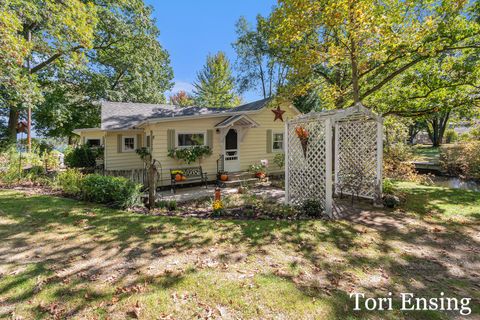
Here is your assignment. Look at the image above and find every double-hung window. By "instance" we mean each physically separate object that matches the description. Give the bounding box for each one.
[122,136,136,152]
[272,132,284,151]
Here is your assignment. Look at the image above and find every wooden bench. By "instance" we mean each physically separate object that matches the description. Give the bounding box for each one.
[170,166,208,193]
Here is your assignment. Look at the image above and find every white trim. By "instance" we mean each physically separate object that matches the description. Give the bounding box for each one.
[284,122,289,204]
[325,118,333,218]
[175,131,207,148]
[272,131,285,152]
[122,136,137,152]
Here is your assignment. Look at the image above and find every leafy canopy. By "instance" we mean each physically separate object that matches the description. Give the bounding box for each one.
[193,52,240,108]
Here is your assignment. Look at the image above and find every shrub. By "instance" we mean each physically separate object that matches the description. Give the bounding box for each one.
[440,142,480,180]
[156,200,177,211]
[273,153,285,169]
[57,169,84,196]
[300,199,324,218]
[382,178,396,195]
[383,194,400,208]
[444,129,458,144]
[81,174,142,208]
[469,126,480,140]
[383,143,427,183]
[64,145,97,168]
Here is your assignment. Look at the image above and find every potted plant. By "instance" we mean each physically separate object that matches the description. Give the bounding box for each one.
[249,163,266,179]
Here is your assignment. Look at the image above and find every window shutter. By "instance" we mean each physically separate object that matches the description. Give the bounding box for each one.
[167,129,175,150]
[207,129,213,149]
[266,129,272,153]
[117,134,123,153]
[136,134,142,149]
[146,135,151,148]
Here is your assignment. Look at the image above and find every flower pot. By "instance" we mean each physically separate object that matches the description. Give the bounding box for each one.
[255,172,266,179]
[220,174,229,181]
[175,174,183,182]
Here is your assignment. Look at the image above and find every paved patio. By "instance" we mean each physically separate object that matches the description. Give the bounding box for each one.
[156,183,287,203]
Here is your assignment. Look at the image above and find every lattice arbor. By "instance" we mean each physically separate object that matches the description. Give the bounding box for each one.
[285,104,383,217]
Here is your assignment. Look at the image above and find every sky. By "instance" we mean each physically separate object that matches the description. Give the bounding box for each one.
[145,0,277,103]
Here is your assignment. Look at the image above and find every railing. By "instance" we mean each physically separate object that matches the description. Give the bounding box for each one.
[216,154,224,173]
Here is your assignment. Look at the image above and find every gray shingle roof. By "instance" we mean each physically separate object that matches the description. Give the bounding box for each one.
[101,98,271,130]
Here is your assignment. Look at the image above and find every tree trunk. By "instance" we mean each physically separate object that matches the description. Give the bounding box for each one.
[348,3,361,104]
[7,107,18,143]
[426,112,450,147]
[148,165,156,210]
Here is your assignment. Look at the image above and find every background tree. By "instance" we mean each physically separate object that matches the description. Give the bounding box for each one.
[233,15,287,99]
[169,90,195,107]
[1,0,173,146]
[193,52,240,108]
[267,0,480,113]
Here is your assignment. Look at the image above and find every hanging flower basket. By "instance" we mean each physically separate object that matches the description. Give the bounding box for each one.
[295,126,309,157]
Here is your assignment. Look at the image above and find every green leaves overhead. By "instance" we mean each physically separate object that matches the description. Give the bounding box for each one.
[193,52,240,108]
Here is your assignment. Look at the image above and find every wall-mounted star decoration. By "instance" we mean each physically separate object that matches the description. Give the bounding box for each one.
[272,106,286,122]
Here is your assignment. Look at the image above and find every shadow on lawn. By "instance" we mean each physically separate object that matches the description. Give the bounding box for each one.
[0,189,479,318]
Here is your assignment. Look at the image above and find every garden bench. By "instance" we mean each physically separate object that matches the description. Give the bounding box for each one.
[170,166,208,193]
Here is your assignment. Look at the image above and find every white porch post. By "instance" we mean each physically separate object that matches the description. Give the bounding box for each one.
[375,118,384,203]
[334,122,339,194]
[325,117,333,217]
[284,121,290,204]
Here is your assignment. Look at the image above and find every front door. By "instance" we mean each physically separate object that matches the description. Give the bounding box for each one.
[224,128,240,172]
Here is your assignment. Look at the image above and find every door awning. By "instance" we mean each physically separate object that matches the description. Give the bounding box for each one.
[215,114,259,128]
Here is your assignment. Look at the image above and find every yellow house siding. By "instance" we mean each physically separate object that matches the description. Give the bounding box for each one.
[145,116,228,186]
[104,131,144,170]
[239,104,298,171]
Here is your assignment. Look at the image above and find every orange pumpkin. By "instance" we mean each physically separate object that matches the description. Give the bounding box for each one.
[175,173,183,182]
[220,174,228,181]
[255,172,266,179]
[181,175,187,181]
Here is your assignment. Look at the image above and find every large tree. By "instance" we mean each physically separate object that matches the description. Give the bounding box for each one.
[193,52,240,108]
[267,0,480,112]
[1,0,173,144]
[233,15,288,99]
[169,90,195,107]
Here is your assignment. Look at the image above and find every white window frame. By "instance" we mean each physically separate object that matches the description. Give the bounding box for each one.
[85,138,102,146]
[176,131,206,148]
[272,131,284,152]
[122,136,136,152]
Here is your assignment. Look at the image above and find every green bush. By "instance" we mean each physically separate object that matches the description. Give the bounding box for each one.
[273,153,285,169]
[444,129,458,143]
[300,199,324,218]
[382,178,396,195]
[81,174,142,208]
[57,169,84,196]
[469,126,480,140]
[440,142,480,179]
[64,145,97,168]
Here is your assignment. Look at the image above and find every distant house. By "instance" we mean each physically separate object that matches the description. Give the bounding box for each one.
[73,98,300,185]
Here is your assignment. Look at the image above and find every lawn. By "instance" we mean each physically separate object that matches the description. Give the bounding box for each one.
[412,144,441,164]
[0,183,479,319]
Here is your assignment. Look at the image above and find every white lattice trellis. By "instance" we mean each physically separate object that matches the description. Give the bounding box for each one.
[285,103,383,217]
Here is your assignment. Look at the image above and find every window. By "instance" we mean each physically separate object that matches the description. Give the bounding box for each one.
[272,133,284,151]
[177,133,205,147]
[122,136,136,152]
[86,139,101,147]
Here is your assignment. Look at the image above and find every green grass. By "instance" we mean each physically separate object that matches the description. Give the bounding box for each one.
[411,144,441,164]
[0,184,479,319]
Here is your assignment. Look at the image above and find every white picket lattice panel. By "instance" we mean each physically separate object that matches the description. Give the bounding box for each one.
[285,104,383,216]
[336,116,378,199]
[286,118,327,207]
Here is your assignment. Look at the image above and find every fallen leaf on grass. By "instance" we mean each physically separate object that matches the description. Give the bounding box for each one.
[126,301,142,319]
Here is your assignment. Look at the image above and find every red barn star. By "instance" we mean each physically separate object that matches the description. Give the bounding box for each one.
[272,106,286,122]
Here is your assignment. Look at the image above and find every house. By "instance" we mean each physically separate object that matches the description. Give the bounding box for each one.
[73,98,301,185]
